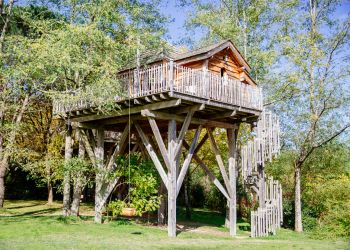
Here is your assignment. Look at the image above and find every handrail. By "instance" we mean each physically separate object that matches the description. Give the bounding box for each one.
[53,63,263,114]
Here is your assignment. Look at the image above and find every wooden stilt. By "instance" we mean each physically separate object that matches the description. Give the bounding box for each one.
[227,128,238,236]
[167,119,177,237]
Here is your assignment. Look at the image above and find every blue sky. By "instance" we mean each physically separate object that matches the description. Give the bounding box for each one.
[159,0,202,45]
[159,0,350,46]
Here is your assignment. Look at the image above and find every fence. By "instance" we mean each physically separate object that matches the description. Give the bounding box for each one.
[251,177,283,237]
[53,62,263,114]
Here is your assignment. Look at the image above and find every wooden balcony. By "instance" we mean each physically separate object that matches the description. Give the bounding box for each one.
[53,62,263,115]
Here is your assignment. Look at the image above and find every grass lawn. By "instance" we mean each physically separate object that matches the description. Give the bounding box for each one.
[0,200,349,250]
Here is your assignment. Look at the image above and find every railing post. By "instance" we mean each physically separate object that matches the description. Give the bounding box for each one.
[169,60,174,97]
[260,87,263,110]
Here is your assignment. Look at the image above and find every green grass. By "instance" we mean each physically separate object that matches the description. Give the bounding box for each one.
[0,200,349,250]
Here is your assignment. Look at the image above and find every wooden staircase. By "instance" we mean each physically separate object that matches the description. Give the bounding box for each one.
[240,110,283,237]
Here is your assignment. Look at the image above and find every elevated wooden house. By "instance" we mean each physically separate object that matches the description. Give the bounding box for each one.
[54,40,281,238]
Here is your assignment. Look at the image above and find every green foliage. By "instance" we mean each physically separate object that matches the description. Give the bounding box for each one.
[64,156,93,189]
[108,200,126,218]
[109,154,160,217]
[306,175,350,238]
[185,0,278,83]
[266,142,350,237]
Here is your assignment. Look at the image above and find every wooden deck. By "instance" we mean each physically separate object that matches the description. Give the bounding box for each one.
[53,62,263,118]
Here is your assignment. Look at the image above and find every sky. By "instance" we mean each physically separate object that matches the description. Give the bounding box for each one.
[159,0,350,46]
[158,0,202,46]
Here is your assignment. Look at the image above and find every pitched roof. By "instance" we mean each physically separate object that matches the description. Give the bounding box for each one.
[121,40,251,72]
[173,40,251,71]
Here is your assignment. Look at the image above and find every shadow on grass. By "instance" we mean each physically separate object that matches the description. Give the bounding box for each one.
[6,203,43,210]
[7,207,61,217]
[175,207,251,236]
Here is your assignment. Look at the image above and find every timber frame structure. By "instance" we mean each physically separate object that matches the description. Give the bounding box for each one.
[55,40,282,237]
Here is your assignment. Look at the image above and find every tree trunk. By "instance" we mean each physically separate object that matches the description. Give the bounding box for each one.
[47,181,53,205]
[71,175,82,216]
[63,124,73,216]
[294,163,303,232]
[0,161,7,208]
[158,181,167,225]
[0,0,15,52]
[184,174,191,220]
[71,133,86,216]
[0,94,29,208]
[94,127,105,223]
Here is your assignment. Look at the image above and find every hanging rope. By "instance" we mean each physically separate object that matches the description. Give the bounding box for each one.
[128,77,131,204]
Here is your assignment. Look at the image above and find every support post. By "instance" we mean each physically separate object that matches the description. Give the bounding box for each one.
[227,128,238,236]
[94,127,105,223]
[258,165,266,208]
[63,123,73,216]
[167,119,177,237]
[169,60,174,96]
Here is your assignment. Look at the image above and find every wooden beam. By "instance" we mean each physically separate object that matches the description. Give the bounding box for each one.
[83,115,144,126]
[134,99,144,105]
[134,122,168,189]
[152,95,160,101]
[78,129,96,166]
[207,128,233,197]
[176,126,202,196]
[142,109,237,129]
[72,99,181,122]
[106,122,131,171]
[194,132,209,155]
[167,119,177,237]
[174,110,194,156]
[87,129,96,151]
[183,141,230,200]
[175,104,205,114]
[205,110,237,120]
[145,96,153,103]
[227,128,237,237]
[147,117,171,170]
[159,93,169,100]
[72,121,99,129]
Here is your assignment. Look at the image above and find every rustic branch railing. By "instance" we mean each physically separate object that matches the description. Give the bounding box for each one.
[251,177,283,237]
[241,110,280,181]
[53,63,263,114]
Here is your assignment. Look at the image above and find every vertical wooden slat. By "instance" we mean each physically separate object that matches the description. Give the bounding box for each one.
[168,119,177,237]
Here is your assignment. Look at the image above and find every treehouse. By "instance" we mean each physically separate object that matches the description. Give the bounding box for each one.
[54,40,282,238]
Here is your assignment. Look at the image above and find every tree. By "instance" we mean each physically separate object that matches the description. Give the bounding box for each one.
[19,102,64,205]
[24,0,167,219]
[184,0,280,85]
[0,4,61,207]
[274,0,350,232]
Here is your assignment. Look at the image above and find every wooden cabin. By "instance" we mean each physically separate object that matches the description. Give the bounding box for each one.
[55,40,281,238]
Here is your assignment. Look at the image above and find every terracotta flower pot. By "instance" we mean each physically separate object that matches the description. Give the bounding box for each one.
[121,207,136,217]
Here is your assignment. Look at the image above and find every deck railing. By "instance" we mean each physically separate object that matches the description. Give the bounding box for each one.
[53,62,263,114]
